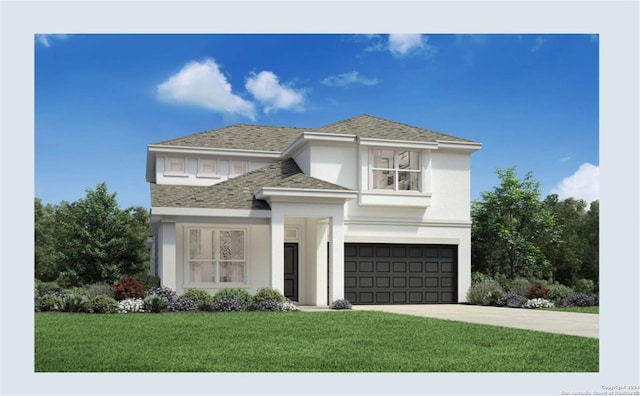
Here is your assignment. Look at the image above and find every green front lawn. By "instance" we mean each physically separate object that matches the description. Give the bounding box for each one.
[35,311,598,372]
[544,306,599,314]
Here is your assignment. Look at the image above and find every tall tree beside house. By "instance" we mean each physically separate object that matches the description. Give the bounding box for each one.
[47,183,150,286]
[540,195,587,285]
[579,200,599,282]
[471,167,556,280]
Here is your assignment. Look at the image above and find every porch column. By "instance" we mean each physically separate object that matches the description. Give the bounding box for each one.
[269,208,285,294]
[158,221,177,291]
[328,209,345,303]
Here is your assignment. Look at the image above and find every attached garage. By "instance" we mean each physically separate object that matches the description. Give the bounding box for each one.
[344,243,458,304]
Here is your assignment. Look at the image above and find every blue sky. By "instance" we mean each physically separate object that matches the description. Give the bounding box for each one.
[35,33,599,209]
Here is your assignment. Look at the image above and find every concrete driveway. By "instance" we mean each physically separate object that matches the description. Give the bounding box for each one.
[348,304,599,338]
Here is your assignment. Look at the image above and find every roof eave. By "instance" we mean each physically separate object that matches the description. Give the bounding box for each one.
[254,187,358,204]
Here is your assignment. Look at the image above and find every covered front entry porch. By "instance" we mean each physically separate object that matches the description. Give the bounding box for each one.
[255,187,357,306]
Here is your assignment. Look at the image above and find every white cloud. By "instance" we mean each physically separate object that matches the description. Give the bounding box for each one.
[551,163,599,203]
[389,34,434,57]
[321,71,379,87]
[156,58,255,120]
[35,34,69,47]
[531,36,547,52]
[245,71,305,114]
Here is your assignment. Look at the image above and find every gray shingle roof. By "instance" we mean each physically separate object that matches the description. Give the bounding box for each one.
[152,124,308,152]
[151,114,476,152]
[314,114,476,143]
[151,159,353,210]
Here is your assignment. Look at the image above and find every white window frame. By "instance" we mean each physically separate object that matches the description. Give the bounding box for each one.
[230,159,249,176]
[370,149,421,192]
[184,227,248,287]
[164,156,187,177]
[197,158,220,179]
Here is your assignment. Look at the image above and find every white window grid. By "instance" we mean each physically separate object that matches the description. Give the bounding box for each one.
[186,228,247,285]
[370,149,421,191]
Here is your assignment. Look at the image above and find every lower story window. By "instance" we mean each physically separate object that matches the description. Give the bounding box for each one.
[187,228,246,284]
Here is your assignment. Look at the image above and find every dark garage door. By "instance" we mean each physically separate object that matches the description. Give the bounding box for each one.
[344,243,458,304]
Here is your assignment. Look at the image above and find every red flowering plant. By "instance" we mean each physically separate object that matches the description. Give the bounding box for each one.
[111,277,145,301]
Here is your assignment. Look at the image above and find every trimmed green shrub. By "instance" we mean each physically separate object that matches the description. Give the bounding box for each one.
[182,289,214,311]
[253,288,285,305]
[61,294,90,313]
[35,280,62,296]
[88,295,119,314]
[143,295,169,313]
[87,282,114,298]
[466,279,503,305]
[508,278,532,296]
[63,287,91,299]
[574,278,595,294]
[133,272,161,290]
[111,277,145,301]
[213,288,253,308]
[37,294,64,312]
[547,284,575,303]
[525,284,549,300]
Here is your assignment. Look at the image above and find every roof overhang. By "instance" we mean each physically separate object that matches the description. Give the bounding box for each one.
[281,132,357,158]
[254,187,358,205]
[435,140,483,152]
[149,207,272,223]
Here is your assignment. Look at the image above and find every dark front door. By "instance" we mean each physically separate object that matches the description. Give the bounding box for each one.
[284,243,299,301]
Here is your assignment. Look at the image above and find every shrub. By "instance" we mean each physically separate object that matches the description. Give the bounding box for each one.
[88,295,119,314]
[561,292,598,307]
[574,278,595,294]
[61,294,90,313]
[145,286,178,303]
[466,279,503,305]
[35,280,62,296]
[133,272,161,290]
[37,294,64,312]
[547,284,575,303]
[496,292,528,308]
[182,289,213,311]
[253,288,285,305]
[281,300,300,312]
[211,297,245,312]
[117,298,145,313]
[169,297,199,312]
[255,299,282,312]
[87,282,114,298]
[63,287,91,299]
[471,272,493,284]
[329,299,353,310]
[213,288,253,308]
[111,277,145,301]
[524,298,555,309]
[508,278,532,296]
[525,284,549,300]
[144,295,169,313]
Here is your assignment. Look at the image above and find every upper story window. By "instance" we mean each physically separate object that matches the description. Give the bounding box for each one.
[371,149,420,191]
[231,160,248,176]
[164,157,186,175]
[198,159,218,177]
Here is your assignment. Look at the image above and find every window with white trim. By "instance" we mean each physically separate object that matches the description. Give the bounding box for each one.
[186,228,246,284]
[231,160,248,176]
[198,159,217,177]
[165,157,186,175]
[371,149,421,191]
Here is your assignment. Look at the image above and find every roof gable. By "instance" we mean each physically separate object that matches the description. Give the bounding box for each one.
[151,159,352,210]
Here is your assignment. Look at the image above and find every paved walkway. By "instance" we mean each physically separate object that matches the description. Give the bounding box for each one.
[299,304,599,338]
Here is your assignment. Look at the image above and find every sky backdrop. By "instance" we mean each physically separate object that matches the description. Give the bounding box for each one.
[35,33,599,209]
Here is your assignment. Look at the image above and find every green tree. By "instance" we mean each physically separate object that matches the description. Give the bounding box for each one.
[34,198,59,281]
[541,195,587,285]
[53,183,150,286]
[471,167,555,280]
[579,200,599,282]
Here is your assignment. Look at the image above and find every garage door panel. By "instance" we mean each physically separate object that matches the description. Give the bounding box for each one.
[345,243,457,304]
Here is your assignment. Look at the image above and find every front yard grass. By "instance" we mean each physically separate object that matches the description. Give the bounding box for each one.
[35,311,598,372]
[544,306,599,314]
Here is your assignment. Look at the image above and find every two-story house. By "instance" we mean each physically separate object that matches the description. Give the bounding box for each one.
[146,114,481,305]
